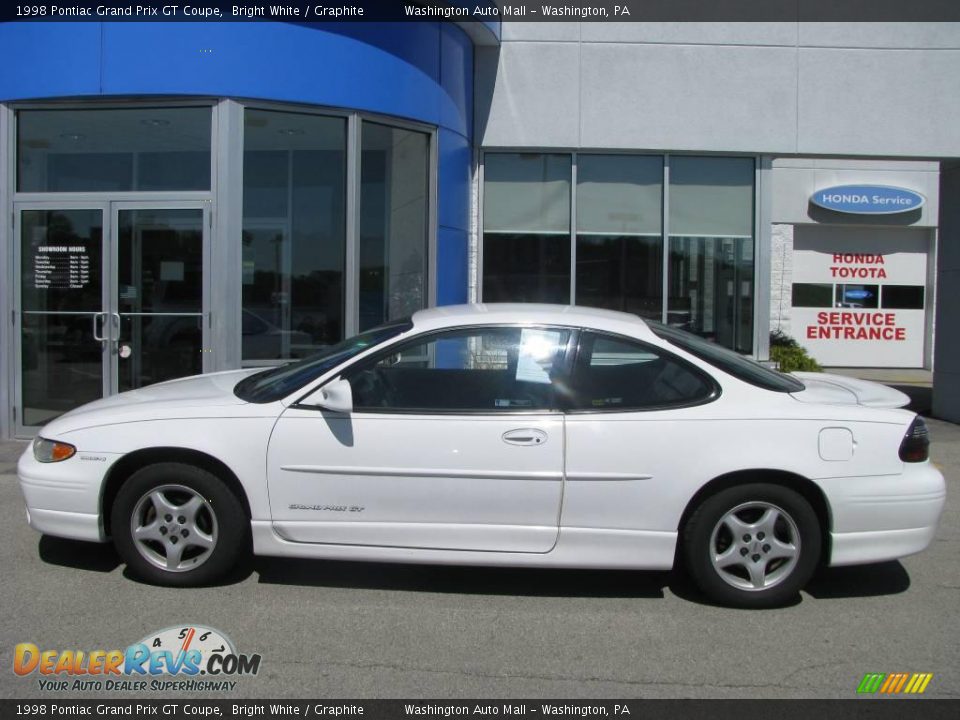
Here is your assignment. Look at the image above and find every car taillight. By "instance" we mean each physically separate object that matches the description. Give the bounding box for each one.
[899,416,930,463]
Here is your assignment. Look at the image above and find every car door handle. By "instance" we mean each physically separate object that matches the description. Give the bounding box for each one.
[502,428,548,446]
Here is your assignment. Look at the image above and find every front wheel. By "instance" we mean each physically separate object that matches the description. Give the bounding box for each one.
[683,484,821,608]
[111,463,249,587]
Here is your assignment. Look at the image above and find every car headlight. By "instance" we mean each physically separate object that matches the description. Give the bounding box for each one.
[32,437,77,463]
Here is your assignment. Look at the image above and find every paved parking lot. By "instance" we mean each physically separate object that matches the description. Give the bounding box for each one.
[1,419,958,700]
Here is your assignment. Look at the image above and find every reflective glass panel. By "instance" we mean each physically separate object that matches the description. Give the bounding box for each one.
[667,157,755,353]
[17,107,211,192]
[882,285,925,310]
[483,233,571,304]
[483,153,571,303]
[243,109,347,360]
[21,209,102,312]
[484,153,571,233]
[117,209,204,392]
[359,122,429,332]
[118,315,202,393]
[576,155,663,318]
[792,283,834,308]
[20,208,106,427]
[21,313,104,427]
[118,209,202,314]
[835,284,879,309]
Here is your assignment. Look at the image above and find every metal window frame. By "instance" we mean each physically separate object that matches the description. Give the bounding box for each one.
[0,103,11,439]
[3,97,441,436]
[754,156,772,360]
[11,199,212,437]
[478,148,761,354]
[353,115,438,336]
[237,101,437,363]
[11,98,219,202]
[12,200,110,437]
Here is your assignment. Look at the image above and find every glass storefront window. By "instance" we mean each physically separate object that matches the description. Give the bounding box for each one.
[10,100,437,435]
[836,284,879,309]
[17,107,211,192]
[792,283,834,308]
[483,153,572,304]
[242,109,347,360]
[882,285,925,310]
[576,155,663,319]
[667,156,755,353]
[359,122,430,332]
[481,152,756,353]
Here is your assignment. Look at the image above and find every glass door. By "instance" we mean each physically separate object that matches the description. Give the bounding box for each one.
[14,202,210,434]
[112,204,208,394]
[15,205,109,433]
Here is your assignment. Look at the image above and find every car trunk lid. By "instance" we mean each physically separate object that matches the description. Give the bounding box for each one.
[789,372,911,408]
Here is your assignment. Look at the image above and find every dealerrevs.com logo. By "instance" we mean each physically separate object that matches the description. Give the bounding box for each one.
[13,625,261,692]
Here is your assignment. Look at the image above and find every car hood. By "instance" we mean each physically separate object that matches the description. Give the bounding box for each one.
[789,372,911,408]
[40,368,264,436]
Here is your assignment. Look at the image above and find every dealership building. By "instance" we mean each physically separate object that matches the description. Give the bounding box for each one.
[0,16,959,438]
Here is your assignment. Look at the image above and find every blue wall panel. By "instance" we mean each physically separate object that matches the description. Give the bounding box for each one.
[438,128,471,233]
[0,23,102,98]
[440,22,472,140]
[437,227,469,307]
[0,20,475,309]
[100,23,444,126]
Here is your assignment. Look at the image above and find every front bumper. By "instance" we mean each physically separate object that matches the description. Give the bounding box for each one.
[17,446,116,543]
[821,461,946,567]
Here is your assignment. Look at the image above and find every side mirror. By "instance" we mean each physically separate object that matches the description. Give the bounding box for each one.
[303,378,353,414]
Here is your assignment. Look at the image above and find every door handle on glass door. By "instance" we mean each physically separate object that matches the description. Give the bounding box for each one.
[92,312,107,343]
[110,313,121,350]
[502,428,548,446]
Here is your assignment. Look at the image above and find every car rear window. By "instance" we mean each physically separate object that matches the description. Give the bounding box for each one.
[649,322,805,393]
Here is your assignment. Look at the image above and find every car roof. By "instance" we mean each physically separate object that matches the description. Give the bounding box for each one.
[410,303,658,340]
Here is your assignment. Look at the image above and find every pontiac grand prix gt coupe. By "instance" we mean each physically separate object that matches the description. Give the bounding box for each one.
[18,304,945,607]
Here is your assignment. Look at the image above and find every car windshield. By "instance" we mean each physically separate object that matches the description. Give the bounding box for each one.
[234,319,413,403]
[649,322,805,393]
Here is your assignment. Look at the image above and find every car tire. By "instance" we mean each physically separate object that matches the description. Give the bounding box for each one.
[683,483,821,608]
[111,462,249,587]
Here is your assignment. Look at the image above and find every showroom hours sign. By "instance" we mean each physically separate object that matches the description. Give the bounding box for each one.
[32,244,90,290]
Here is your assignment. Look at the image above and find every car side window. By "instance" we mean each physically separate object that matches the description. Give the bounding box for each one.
[567,333,717,411]
[344,326,572,413]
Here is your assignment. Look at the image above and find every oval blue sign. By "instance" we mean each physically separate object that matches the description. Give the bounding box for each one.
[810,185,925,215]
[843,289,873,300]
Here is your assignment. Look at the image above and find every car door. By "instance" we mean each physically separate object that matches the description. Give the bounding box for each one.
[560,331,720,535]
[266,325,573,552]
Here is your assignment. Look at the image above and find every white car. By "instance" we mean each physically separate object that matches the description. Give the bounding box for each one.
[18,304,945,607]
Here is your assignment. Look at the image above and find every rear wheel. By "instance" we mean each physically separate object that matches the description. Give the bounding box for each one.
[111,462,248,586]
[683,483,821,608]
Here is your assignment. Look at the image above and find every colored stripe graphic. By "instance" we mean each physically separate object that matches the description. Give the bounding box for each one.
[858,673,933,694]
[857,673,885,693]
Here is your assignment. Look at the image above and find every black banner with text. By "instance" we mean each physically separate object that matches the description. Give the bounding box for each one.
[3,1,960,24]
[3,700,960,720]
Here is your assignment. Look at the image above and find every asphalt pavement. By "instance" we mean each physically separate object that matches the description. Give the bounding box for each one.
[0,420,958,700]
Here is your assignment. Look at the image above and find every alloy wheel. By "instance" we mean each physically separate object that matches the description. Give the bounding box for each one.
[129,484,218,572]
[709,501,800,592]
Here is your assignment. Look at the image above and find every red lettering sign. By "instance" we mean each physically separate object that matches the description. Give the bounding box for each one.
[827,253,887,279]
[807,311,905,341]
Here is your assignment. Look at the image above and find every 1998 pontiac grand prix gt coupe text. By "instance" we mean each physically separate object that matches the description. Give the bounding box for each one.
[18,304,945,607]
